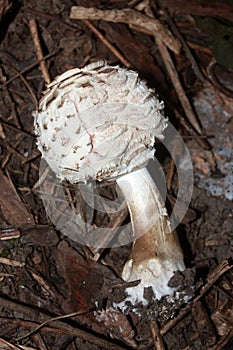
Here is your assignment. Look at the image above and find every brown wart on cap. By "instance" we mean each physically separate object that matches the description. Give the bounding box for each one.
[34,61,185,308]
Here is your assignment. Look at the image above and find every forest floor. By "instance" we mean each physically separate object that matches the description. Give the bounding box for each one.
[0,1,232,349]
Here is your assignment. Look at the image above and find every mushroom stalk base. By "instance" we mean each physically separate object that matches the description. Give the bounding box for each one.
[116,167,185,306]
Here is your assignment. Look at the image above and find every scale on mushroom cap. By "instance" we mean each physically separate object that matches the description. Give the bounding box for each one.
[34,61,193,309]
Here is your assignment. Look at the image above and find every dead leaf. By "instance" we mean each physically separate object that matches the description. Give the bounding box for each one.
[54,241,104,312]
[0,171,34,226]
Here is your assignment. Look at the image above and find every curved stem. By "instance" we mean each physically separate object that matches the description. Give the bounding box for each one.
[116,167,185,304]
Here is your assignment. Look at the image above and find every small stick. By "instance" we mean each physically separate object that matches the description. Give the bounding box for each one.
[186,40,212,55]
[0,257,25,267]
[155,36,202,134]
[0,338,21,350]
[211,329,233,350]
[28,19,51,84]
[141,4,201,134]
[1,71,22,128]
[9,65,38,108]
[70,6,181,54]
[0,317,74,336]
[167,158,175,192]
[29,270,56,298]
[149,321,165,350]
[25,7,83,32]
[156,1,205,82]
[6,143,38,171]
[0,298,129,350]
[0,123,6,139]
[192,301,217,347]
[1,137,23,170]
[32,333,48,350]
[83,19,132,68]
[21,150,41,164]
[0,227,20,240]
[142,4,202,134]
[92,204,129,259]
[0,51,58,89]
[175,110,211,150]
[15,310,95,342]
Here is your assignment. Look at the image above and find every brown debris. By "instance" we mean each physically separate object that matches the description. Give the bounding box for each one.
[28,19,51,85]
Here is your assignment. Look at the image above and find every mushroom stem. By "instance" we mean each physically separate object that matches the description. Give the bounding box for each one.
[116,167,185,305]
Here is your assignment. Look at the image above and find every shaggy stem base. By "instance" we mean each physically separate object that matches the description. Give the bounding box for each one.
[116,167,185,305]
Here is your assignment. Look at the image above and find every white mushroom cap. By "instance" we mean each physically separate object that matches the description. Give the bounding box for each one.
[34,61,167,183]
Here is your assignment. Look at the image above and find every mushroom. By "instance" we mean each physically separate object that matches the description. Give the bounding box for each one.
[34,60,185,308]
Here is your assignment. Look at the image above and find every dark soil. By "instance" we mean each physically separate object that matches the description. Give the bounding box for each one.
[0,1,232,349]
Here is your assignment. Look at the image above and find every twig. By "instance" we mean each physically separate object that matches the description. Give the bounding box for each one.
[15,310,94,341]
[32,166,50,191]
[92,203,129,258]
[186,40,212,55]
[25,7,82,31]
[32,333,48,350]
[21,150,41,164]
[0,51,58,89]
[167,158,175,192]
[5,143,38,171]
[28,19,51,84]
[1,70,22,128]
[0,123,6,139]
[0,257,25,267]
[0,338,21,350]
[211,329,233,350]
[192,301,217,347]
[70,6,181,54]
[27,268,56,299]
[128,0,144,8]
[0,296,133,350]
[2,137,23,169]
[83,19,132,68]
[174,110,211,150]
[156,0,205,82]
[155,36,202,133]
[142,4,203,133]
[9,65,38,108]
[149,321,165,350]
[0,227,20,240]
[0,317,75,336]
